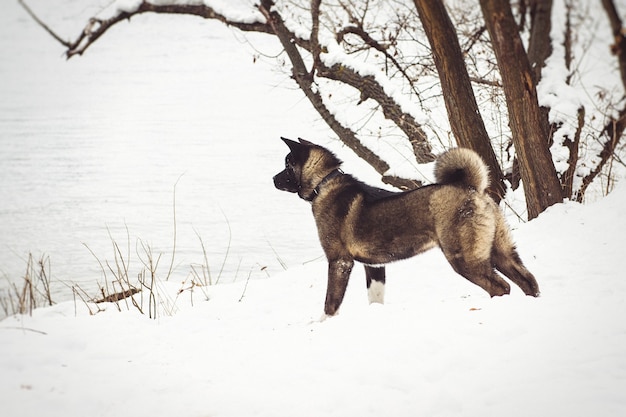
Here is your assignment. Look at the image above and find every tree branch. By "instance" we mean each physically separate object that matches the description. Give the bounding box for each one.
[308,2,433,166]
[480,0,563,217]
[335,24,422,99]
[18,0,71,47]
[577,106,626,201]
[258,0,422,189]
[561,107,584,198]
[316,62,434,163]
[48,1,273,58]
[576,0,626,200]
[526,0,553,85]
[310,0,322,70]
[23,0,427,188]
[602,0,626,90]
[416,0,506,201]
[310,3,433,163]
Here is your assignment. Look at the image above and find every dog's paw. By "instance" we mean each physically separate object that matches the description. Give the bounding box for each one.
[318,313,331,322]
[308,313,332,324]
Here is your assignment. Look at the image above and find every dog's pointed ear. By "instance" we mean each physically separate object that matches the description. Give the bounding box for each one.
[281,137,309,162]
[281,137,301,152]
[297,138,315,146]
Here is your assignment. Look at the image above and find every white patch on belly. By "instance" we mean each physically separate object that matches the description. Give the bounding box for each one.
[368,280,385,304]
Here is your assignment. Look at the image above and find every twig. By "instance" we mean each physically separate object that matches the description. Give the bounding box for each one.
[0,326,47,335]
[266,238,287,270]
[215,206,232,285]
[233,258,243,283]
[93,288,141,304]
[37,256,53,307]
[56,1,272,58]
[165,174,184,281]
[18,0,70,47]
[83,240,108,281]
[71,284,100,316]
[238,268,253,302]
[193,227,212,285]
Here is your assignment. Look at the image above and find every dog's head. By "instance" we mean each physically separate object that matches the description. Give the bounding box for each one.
[273,137,342,201]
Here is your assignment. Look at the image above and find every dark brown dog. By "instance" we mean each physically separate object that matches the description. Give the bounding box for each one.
[274,138,539,317]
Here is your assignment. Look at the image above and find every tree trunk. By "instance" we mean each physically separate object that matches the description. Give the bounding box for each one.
[527,0,553,84]
[602,0,626,89]
[479,0,563,219]
[526,0,553,146]
[414,0,506,202]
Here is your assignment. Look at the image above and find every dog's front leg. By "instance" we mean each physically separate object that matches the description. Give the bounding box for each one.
[324,258,354,316]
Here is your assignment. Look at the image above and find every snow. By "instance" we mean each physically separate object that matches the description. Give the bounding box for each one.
[536,0,624,191]
[1,0,335,299]
[114,0,143,14]
[97,0,265,26]
[2,1,626,415]
[59,0,626,198]
[2,183,626,417]
[204,0,265,24]
[322,38,432,128]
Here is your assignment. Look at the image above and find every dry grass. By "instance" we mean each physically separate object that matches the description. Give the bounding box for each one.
[1,253,53,317]
[0,183,275,319]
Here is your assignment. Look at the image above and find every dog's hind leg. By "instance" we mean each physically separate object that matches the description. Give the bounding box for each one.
[364,265,386,304]
[491,218,540,296]
[446,254,511,297]
[492,250,540,296]
[324,258,354,316]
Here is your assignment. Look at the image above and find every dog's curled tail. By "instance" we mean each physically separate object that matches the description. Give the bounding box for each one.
[434,148,489,193]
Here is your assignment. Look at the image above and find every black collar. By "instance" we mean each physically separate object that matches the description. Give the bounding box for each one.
[305,169,343,202]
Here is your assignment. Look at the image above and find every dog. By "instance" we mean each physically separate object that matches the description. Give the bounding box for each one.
[273,137,540,316]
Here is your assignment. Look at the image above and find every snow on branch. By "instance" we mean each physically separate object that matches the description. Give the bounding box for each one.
[20,0,272,58]
[257,0,426,188]
[20,0,433,189]
[22,0,622,198]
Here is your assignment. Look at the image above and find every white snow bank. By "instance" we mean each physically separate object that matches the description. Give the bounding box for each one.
[1,185,625,416]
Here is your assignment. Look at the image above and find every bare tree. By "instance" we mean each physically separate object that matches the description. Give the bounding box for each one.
[259,0,434,190]
[479,0,563,218]
[19,0,626,218]
[414,0,506,202]
[526,0,554,84]
[578,0,626,201]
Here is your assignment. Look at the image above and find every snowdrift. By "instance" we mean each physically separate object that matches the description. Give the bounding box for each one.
[1,186,626,417]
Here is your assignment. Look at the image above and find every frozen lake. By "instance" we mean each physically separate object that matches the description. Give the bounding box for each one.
[1,1,352,302]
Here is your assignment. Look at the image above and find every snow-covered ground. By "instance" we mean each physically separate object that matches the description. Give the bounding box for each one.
[2,179,626,417]
[2,1,626,416]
